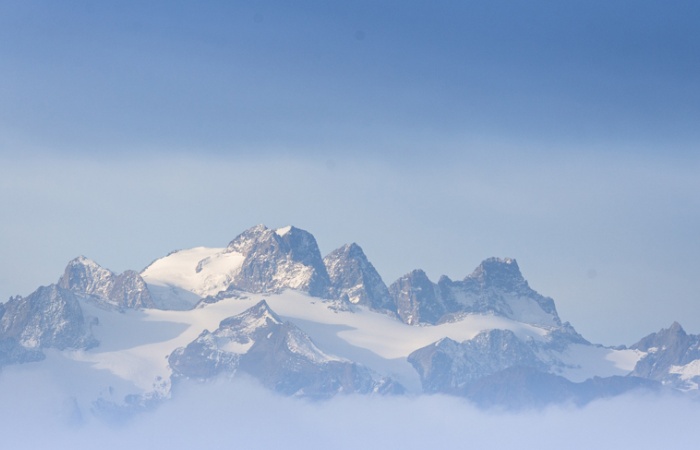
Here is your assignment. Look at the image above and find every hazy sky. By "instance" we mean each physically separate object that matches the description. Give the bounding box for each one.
[1,1,699,345]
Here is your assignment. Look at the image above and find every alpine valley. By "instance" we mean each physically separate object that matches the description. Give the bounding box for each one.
[1,225,698,418]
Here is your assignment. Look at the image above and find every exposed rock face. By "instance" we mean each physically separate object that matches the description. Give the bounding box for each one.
[0,285,97,350]
[408,329,546,393]
[442,258,559,322]
[169,300,403,397]
[109,270,154,309]
[59,256,155,310]
[324,243,393,311]
[59,256,114,299]
[630,322,700,389]
[388,258,561,327]
[239,321,403,397]
[168,330,240,380]
[169,300,282,380]
[225,225,331,298]
[407,322,596,400]
[389,269,447,325]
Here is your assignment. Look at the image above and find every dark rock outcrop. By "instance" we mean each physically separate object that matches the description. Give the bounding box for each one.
[630,322,700,389]
[169,300,403,397]
[389,258,561,327]
[408,329,546,393]
[0,285,97,351]
[59,256,154,310]
[225,225,331,298]
[324,243,394,311]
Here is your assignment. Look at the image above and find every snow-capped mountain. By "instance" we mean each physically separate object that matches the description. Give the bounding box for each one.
[141,224,331,309]
[225,225,331,298]
[0,224,697,416]
[170,300,402,397]
[389,258,560,327]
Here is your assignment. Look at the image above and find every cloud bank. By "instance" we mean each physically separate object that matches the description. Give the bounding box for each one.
[1,368,697,450]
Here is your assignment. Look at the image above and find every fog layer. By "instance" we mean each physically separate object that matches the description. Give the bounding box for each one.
[1,368,696,450]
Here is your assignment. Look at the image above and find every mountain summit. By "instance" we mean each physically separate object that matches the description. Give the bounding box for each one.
[225,224,331,297]
[390,258,560,327]
[139,225,559,328]
[60,256,154,310]
[324,243,393,311]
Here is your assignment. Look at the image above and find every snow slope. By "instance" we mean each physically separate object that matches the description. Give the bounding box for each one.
[669,360,700,390]
[140,247,245,309]
[47,290,643,403]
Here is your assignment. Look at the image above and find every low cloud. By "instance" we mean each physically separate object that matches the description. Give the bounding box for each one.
[1,368,697,450]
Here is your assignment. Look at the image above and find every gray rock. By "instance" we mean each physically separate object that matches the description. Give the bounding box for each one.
[389,258,561,327]
[239,320,403,397]
[389,269,446,325]
[225,225,331,297]
[324,243,394,311]
[169,300,283,379]
[630,322,700,389]
[109,270,155,309]
[169,330,240,380]
[59,256,155,310]
[170,300,404,397]
[0,285,97,350]
[408,329,546,393]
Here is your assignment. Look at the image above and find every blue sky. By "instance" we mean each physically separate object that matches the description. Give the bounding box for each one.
[1,1,699,344]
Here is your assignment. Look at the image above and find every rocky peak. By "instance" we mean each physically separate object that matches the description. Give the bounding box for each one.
[388,259,561,327]
[388,269,445,325]
[632,322,689,352]
[170,300,402,397]
[59,256,154,310]
[324,243,393,310]
[225,224,271,254]
[218,300,283,336]
[225,225,331,297]
[277,226,326,268]
[0,284,97,350]
[630,322,700,388]
[59,256,114,299]
[343,243,365,258]
[457,258,559,325]
[168,300,283,381]
[466,257,528,291]
[226,225,325,264]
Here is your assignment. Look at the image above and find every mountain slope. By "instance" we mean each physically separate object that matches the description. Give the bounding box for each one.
[0,223,691,416]
[170,300,403,397]
[141,225,331,309]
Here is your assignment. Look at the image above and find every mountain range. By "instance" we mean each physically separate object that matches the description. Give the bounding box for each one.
[1,224,698,417]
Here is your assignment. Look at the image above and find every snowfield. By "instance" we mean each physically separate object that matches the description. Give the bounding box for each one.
[140,247,245,309]
[43,289,645,404]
